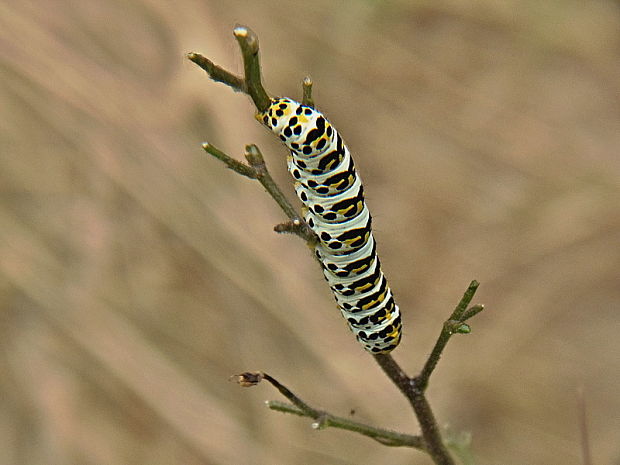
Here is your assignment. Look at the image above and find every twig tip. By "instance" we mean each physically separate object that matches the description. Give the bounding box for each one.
[230,371,264,387]
[245,144,261,156]
[233,26,248,38]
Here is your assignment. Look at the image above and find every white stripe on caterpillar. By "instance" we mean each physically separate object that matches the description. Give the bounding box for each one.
[258,97,402,353]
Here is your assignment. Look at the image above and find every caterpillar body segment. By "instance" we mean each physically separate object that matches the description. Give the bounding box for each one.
[258,97,402,353]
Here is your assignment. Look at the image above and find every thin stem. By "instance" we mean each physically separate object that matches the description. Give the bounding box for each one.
[373,280,484,465]
[372,354,454,464]
[274,219,314,239]
[261,373,321,416]
[462,304,485,321]
[186,53,245,92]
[302,76,314,107]
[244,145,316,243]
[373,353,411,396]
[415,280,480,391]
[451,280,480,320]
[244,145,298,221]
[202,143,256,179]
[188,25,270,111]
[410,390,454,465]
[202,143,315,243]
[578,388,592,465]
[267,401,423,448]
[233,26,271,111]
[232,372,423,449]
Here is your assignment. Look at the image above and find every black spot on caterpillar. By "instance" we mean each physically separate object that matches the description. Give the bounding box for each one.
[257,97,401,353]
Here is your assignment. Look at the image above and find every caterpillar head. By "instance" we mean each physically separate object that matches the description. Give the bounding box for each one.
[256,97,299,134]
[257,97,336,158]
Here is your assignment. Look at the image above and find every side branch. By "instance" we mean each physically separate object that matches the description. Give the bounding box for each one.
[186,53,245,92]
[302,77,314,108]
[232,372,424,450]
[415,280,482,391]
[188,25,270,112]
[202,142,316,243]
[202,142,255,178]
[373,281,485,465]
[244,145,298,221]
[233,26,271,111]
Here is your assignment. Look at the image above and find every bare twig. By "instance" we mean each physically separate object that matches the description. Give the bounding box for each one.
[202,143,315,243]
[187,53,245,92]
[372,353,454,464]
[302,76,314,108]
[462,304,485,322]
[244,145,300,222]
[191,25,486,465]
[202,142,256,179]
[232,372,424,449]
[577,388,593,465]
[373,282,484,465]
[188,26,270,111]
[233,26,271,111]
[274,218,314,239]
[415,280,481,391]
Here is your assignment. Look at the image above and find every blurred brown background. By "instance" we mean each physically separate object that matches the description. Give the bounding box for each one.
[1,1,619,464]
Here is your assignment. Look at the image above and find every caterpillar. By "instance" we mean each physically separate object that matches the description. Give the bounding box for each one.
[257,97,402,354]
